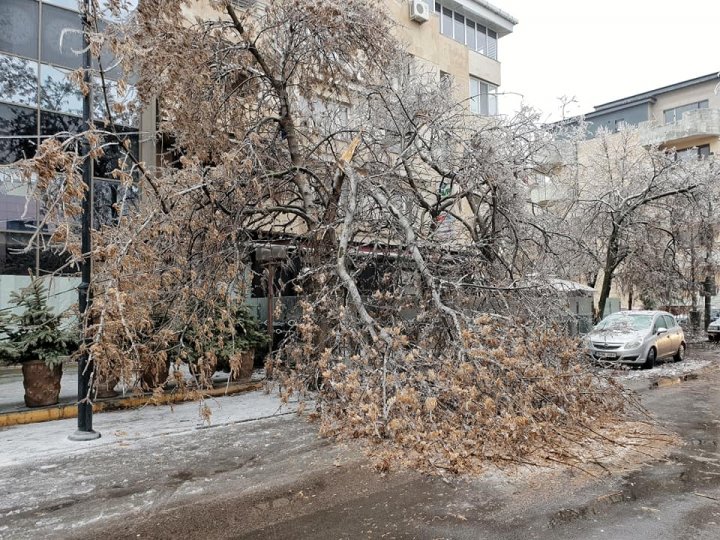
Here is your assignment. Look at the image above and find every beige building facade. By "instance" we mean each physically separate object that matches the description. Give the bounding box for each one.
[386,0,516,113]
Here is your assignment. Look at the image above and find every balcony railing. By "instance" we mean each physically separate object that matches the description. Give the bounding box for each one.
[638,108,720,147]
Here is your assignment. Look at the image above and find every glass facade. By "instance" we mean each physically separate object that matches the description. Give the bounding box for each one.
[0,0,139,276]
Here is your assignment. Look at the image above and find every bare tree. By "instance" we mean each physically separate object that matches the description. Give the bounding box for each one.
[547,128,714,319]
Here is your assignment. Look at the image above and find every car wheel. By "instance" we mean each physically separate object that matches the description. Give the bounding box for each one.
[642,347,656,370]
[674,343,685,362]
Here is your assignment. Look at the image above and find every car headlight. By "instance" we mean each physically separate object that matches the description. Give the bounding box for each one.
[625,340,642,349]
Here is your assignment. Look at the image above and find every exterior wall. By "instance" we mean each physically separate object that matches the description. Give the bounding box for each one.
[468,51,501,87]
[649,80,720,123]
[585,102,650,135]
[385,0,506,103]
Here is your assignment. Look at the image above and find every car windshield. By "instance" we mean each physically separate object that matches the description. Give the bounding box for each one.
[594,314,653,332]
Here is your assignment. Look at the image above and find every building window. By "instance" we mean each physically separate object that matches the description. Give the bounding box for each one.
[487,29,497,59]
[453,12,465,45]
[675,144,711,161]
[0,53,38,108]
[663,100,709,124]
[0,0,40,59]
[469,77,498,116]
[435,2,498,60]
[441,6,453,38]
[41,4,84,69]
[614,119,625,132]
[465,19,476,50]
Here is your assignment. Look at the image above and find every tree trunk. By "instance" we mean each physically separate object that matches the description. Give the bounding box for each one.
[597,230,620,322]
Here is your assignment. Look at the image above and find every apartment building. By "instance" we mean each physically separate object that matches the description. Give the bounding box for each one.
[583,72,720,156]
[530,73,720,315]
[388,0,516,114]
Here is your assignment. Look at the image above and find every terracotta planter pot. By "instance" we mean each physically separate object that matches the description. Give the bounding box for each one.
[141,361,170,390]
[238,350,255,380]
[22,360,62,408]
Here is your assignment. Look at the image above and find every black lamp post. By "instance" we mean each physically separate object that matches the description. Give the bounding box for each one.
[69,0,100,441]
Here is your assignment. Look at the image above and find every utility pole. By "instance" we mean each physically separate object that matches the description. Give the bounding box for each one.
[70,0,100,441]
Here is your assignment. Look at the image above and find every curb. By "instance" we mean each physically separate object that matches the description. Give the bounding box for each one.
[0,380,263,428]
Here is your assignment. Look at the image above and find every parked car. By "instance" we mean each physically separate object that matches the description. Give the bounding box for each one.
[708,319,720,341]
[584,310,685,369]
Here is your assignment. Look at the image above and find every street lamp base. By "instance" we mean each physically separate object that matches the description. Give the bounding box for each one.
[68,430,101,441]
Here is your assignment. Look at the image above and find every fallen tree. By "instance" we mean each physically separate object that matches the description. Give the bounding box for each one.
[14,0,652,474]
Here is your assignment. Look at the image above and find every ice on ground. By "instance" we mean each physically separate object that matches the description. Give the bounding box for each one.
[0,389,298,469]
[607,357,714,380]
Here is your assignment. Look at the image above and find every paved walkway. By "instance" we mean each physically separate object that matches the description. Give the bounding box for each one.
[0,364,79,411]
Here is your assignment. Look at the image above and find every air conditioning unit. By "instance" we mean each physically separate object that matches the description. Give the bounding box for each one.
[409,0,430,23]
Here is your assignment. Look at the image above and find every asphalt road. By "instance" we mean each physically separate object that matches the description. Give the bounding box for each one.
[2,352,720,540]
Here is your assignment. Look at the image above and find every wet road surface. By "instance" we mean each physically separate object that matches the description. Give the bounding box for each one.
[2,353,720,539]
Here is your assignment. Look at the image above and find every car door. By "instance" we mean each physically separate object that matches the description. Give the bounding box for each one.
[664,315,681,353]
[653,315,672,358]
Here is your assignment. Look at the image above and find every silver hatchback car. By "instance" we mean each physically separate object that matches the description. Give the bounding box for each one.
[585,310,685,369]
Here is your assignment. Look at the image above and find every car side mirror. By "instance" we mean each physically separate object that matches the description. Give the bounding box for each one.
[656,327,667,335]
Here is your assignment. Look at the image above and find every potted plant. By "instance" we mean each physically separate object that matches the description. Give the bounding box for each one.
[181,300,268,387]
[0,278,75,407]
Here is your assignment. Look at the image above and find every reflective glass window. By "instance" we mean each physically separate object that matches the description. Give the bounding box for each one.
[93,77,139,127]
[465,20,476,50]
[0,229,71,275]
[0,103,38,163]
[41,4,83,69]
[42,0,79,10]
[0,193,35,229]
[0,54,38,107]
[97,0,138,23]
[476,24,487,54]
[40,110,83,136]
[40,63,83,116]
[93,179,139,227]
[453,13,464,44]
[92,20,123,80]
[93,179,118,227]
[94,130,138,179]
[441,7,452,38]
[0,0,39,59]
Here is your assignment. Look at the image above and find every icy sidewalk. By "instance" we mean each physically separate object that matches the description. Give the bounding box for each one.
[0,388,299,469]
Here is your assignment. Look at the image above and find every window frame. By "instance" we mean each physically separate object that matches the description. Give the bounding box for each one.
[434,2,498,60]
[469,76,498,116]
[663,100,710,124]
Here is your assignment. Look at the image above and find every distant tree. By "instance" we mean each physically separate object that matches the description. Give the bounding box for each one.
[546,128,714,319]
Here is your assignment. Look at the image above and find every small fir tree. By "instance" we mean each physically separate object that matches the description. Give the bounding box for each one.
[0,278,74,368]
